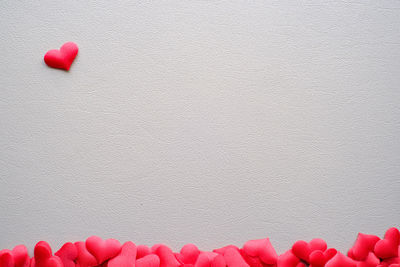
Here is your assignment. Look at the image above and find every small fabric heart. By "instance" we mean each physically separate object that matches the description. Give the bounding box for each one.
[151,244,180,267]
[277,250,301,267]
[242,238,278,265]
[356,252,380,267]
[374,227,400,259]
[85,236,121,264]
[178,244,200,265]
[108,241,137,267]
[348,233,380,261]
[222,247,249,267]
[137,245,151,260]
[0,245,30,267]
[239,249,264,267]
[44,42,78,70]
[194,252,219,267]
[32,241,63,267]
[292,239,327,263]
[74,241,98,267]
[54,242,78,267]
[309,248,337,267]
[325,252,356,267]
[136,254,160,267]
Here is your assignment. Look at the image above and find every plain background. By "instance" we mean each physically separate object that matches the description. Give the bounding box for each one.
[1,0,399,254]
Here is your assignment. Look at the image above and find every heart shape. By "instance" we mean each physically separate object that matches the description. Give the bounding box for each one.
[193,252,223,267]
[31,241,63,267]
[348,233,380,261]
[177,244,200,265]
[86,236,121,264]
[44,42,78,70]
[54,242,78,267]
[151,244,180,267]
[137,245,151,260]
[325,252,356,267]
[292,238,327,263]
[108,241,137,267]
[136,254,160,267]
[0,245,30,267]
[309,248,337,267]
[222,247,249,267]
[356,252,380,267]
[242,238,278,265]
[74,241,98,267]
[374,227,400,259]
[277,250,301,267]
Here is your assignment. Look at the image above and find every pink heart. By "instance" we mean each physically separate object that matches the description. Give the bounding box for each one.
[151,244,180,267]
[44,42,78,71]
[356,252,380,267]
[222,247,249,267]
[136,254,160,267]
[74,241,98,267]
[325,252,356,267]
[242,238,278,265]
[108,241,137,267]
[309,248,337,267]
[0,245,30,267]
[292,239,327,263]
[86,236,121,264]
[179,244,200,265]
[31,241,63,267]
[348,233,380,261]
[374,227,400,259]
[55,242,78,267]
[277,250,301,267]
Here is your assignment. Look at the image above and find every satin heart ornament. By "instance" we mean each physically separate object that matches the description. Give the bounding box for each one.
[242,238,278,265]
[277,250,301,267]
[309,248,337,267]
[31,241,63,267]
[151,244,180,267]
[108,241,137,267]
[292,239,327,263]
[374,227,400,259]
[44,42,78,70]
[136,254,160,267]
[356,252,380,267]
[86,236,121,264]
[178,244,200,265]
[74,241,98,267]
[325,252,356,267]
[348,233,380,261]
[0,245,30,267]
[55,242,78,267]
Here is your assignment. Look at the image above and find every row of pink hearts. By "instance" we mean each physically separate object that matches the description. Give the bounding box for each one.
[0,227,399,267]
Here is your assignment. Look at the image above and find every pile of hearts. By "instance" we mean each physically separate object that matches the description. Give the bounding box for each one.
[0,227,399,267]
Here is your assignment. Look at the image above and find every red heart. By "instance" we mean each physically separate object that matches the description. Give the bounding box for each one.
[325,252,356,267]
[222,247,249,267]
[108,241,137,267]
[44,42,78,70]
[32,241,63,267]
[242,238,278,265]
[348,233,380,261]
[74,241,98,267]
[292,239,327,263]
[137,245,151,259]
[179,244,200,265]
[309,248,337,267]
[356,252,380,267]
[55,242,78,267]
[86,236,121,264]
[0,250,14,267]
[277,250,301,267]
[239,249,264,267]
[374,227,400,259]
[151,244,180,267]
[194,252,219,267]
[0,245,30,267]
[136,255,160,267]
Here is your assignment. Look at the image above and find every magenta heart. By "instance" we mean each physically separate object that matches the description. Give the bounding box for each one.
[85,236,121,264]
[242,238,278,265]
[44,42,78,71]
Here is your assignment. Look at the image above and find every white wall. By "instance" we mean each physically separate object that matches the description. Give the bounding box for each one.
[1,1,399,254]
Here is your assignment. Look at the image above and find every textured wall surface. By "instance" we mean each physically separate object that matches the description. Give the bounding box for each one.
[1,1,399,254]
